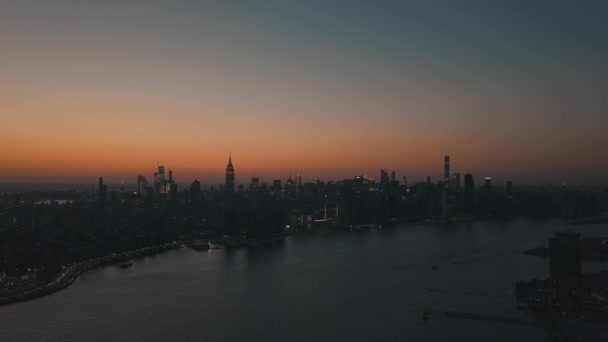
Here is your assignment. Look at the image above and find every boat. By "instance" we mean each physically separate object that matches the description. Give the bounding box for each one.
[431,264,438,270]
[118,261,132,269]
[208,242,225,250]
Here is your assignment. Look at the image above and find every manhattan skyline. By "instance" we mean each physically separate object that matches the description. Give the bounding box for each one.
[1,1,607,185]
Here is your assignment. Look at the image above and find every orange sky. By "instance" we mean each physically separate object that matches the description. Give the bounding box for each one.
[1,1,607,185]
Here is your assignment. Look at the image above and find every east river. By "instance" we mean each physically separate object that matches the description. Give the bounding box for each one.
[1,220,607,341]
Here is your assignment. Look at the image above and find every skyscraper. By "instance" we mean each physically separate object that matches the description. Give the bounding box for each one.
[189,179,201,203]
[444,156,450,183]
[506,181,513,198]
[225,155,235,193]
[483,177,492,196]
[380,169,389,190]
[250,177,260,191]
[451,173,461,190]
[98,177,107,202]
[137,175,145,195]
[464,174,474,215]
[549,231,582,319]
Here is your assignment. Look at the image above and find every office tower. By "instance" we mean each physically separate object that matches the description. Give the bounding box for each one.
[158,165,166,193]
[190,179,201,203]
[168,169,173,183]
[250,177,260,191]
[225,154,235,192]
[286,174,294,193]
[549,231,582,318]
[426,176,432,188]
[451,173,461,190]
[140,177,148,197]
[464,174,474,214]
[484,177,492,195]
[506,181,513,198]
[272,179,282,193]
[444,156,450,183]
[296,172,302,194]
[380,169,389,185]
[98,177,107,201]
[137,175,145,194]
[153,172,160,194]
[390,171,396,183]
[168,183,178,201]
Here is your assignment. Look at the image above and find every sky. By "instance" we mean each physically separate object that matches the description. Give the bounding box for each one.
[1,0,607,186]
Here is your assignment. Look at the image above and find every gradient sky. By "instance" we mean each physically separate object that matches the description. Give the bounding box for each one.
[1,0,607,186]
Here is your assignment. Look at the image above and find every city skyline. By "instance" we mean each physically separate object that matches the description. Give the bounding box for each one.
[1,1,608,184]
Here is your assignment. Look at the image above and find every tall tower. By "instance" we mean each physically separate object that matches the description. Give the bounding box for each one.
[225,154,235,192]
[464,174,474,215]
[444,156,450,183]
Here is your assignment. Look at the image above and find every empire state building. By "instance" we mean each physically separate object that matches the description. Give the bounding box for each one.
[225,154,235,192]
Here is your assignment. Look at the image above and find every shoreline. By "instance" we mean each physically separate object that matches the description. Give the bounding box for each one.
[0,217,592,308]
[0,242,180,308]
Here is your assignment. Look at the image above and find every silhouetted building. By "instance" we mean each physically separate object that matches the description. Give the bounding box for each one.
[168,183,178,201]
[444,156,450,184]
[137,175,145,195]
[390,171,396,183]
[225,155,235,193]
[250,177,260,191]
[189,180,201,203]
[464,174,474,214]
[506,181,513,198]
[98,177,107,202]
[296,172,302,194]
[451,173,461,190]
[549,231,582,319]
[272,179,282,193]
[483,177,492,195]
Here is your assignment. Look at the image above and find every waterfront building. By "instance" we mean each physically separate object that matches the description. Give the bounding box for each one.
[549,231,582,319]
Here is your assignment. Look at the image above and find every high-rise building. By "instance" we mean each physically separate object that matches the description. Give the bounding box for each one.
[189,180,201,203]
[506,181,513,198]
[296,172,302,193]
[225,155,235,193]
[451,173,461,190]
[286,174,294,193]
[137,175,145,195]
[153,172,160,194]
[168,183,178,201]
[272,179,282,193]
[464,174,474,214]
[444,156,450,183]
[390,171,396,183]
[159,165,167,193]
[549,231,582,319]
[484,177,492,195]
[250,177,260,191]
[98,177,107,201]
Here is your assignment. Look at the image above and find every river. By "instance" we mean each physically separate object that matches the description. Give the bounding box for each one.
[1,220,607,341]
